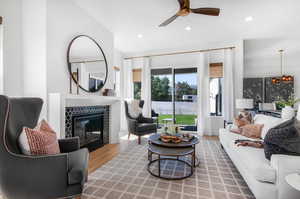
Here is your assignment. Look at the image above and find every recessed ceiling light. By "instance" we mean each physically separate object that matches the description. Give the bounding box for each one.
[245,16,253,22]
[185,26,192,31]
[137,34,143,38]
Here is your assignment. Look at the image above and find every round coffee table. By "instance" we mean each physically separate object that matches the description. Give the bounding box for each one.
[147,134,199,180]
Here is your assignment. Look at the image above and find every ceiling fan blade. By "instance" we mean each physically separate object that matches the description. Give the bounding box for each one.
[177,0,190,9]
[177,0,185,9]
[159,14,179,27]
[191,8,220,16]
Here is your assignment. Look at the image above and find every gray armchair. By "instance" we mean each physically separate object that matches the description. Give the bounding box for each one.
[0,95,89,199]
[125,100,157,144]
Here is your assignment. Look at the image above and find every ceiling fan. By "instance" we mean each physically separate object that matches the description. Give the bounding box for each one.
[159,0,220,27]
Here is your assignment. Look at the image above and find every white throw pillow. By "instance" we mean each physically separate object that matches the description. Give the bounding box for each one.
[127,99,142,118]
[253,114,286,139]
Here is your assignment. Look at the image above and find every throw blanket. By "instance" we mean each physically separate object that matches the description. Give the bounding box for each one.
[264,118,300,160]
[235,139,264,148]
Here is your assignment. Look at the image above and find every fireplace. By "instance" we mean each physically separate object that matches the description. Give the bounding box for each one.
[65,106,109,151]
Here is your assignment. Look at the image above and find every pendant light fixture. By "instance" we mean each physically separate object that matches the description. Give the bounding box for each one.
[272,49,293,84]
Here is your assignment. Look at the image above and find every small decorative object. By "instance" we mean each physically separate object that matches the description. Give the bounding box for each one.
[160,134,182,143]
[236,99,254,112]
[106,89,115,96]
[272,50,294,84]
[102,89,109,96]
[181,133,195,142]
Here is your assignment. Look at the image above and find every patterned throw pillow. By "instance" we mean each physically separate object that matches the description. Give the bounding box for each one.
[264,118,300,160]
[18,120,60,155]
[240,124,264,139]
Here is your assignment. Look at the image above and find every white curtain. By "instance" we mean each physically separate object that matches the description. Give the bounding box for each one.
[121,59,133,131]
[197,52,210,136]
[141,57,152,117]
[223,49,235,122]
[0,24,3,94]
[123,59,134,99]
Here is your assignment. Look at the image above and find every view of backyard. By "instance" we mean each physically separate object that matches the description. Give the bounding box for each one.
[158,114,197,125]
[150,68,198,128]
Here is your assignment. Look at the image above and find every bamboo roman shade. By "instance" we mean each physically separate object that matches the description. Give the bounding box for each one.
[132,69,142,82]
[210,63,223,78]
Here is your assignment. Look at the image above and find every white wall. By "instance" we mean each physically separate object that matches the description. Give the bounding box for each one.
[22,0,47,118]
[0,23,3,94]
[46,0,114,96]
[244,38,300,98]
[0,0,23,96]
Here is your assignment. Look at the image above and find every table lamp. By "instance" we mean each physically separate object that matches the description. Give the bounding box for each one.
[236,99,254,110]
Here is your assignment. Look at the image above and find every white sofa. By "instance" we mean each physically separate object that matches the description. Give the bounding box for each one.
[219,114,300,199]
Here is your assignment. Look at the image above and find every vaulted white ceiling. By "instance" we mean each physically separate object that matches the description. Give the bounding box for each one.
[74,0,300,54]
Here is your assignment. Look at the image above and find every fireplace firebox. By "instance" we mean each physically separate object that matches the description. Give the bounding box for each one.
[65,106,109,151]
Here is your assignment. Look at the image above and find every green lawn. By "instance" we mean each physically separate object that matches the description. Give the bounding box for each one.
[158,114,197,125]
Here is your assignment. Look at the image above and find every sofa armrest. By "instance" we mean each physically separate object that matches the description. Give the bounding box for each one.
[271,155,300,199]
[58,137,80,153]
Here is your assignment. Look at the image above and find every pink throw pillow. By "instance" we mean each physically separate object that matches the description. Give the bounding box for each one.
[18,120,60,155]
[240,124,264,139]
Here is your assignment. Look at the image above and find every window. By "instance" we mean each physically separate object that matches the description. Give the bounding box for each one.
[132,69,141,100]
[209,63,223,116]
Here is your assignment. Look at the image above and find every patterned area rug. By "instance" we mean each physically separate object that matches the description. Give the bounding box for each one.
[83,137,256,199]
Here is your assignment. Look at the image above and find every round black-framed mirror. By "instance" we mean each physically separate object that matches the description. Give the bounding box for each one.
[67,35,108,93]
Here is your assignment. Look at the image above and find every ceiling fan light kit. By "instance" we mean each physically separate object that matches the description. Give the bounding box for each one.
[159,0,220,27]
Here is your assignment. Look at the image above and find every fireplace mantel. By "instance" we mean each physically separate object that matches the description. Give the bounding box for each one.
[48,93,121,144]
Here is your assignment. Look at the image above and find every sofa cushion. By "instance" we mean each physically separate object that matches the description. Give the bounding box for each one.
[253,114,285,139]
[136,123,157,133]
[220,130,276,183]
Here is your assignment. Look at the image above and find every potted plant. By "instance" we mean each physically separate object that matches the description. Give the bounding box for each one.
[275,95,300,119]
[276,95,300,109]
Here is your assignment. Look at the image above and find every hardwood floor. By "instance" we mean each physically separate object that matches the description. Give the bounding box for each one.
[88,144,119,173]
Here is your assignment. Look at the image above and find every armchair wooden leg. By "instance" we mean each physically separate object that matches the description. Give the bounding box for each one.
[138,136,141,144]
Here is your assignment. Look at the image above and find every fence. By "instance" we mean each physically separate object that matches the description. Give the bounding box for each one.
[152,101,197,115]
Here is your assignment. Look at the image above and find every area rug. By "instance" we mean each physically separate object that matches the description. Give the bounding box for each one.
[82,137,256,199]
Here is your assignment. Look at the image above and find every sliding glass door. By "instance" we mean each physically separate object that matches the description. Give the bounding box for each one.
[151,67,197,130]
[151,68,173,126]
[174,68,197,127]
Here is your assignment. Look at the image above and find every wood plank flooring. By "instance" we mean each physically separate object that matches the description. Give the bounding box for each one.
[88,144,119,173]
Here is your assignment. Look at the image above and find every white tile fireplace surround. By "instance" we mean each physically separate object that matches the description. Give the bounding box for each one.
[48,93,121,144]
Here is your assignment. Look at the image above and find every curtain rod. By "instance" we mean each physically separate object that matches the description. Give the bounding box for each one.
[124,46,235,60]
[70,59,105,64]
